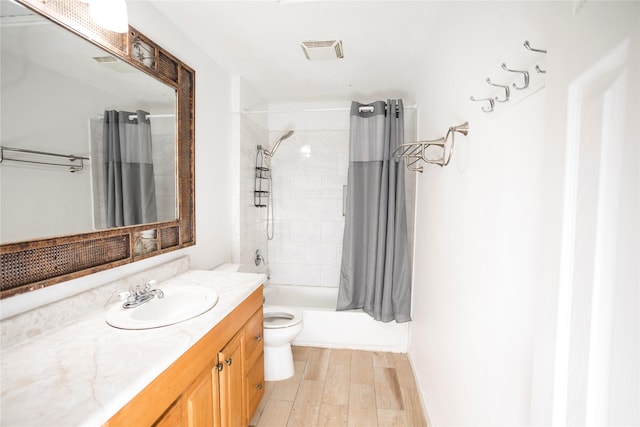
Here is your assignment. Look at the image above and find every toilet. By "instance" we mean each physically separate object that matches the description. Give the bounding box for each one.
[211,263,303,382]
[263,307,303,381]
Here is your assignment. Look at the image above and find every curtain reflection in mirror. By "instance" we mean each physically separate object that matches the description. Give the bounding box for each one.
[91,110,158,227]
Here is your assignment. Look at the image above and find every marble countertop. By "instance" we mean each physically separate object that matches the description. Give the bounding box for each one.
[0,270,266,427]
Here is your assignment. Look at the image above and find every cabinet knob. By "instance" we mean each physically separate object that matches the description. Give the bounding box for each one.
[256,334,262,342]
[256,383,263,390]
[225,357,233,366]
[215,363,224,372]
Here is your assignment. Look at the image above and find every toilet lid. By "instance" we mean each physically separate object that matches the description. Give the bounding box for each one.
[263,310,302,329]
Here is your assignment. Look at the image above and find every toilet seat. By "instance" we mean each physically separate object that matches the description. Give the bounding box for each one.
[263,309,302,329]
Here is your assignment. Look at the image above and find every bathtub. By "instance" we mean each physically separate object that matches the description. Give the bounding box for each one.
[263,284,409,352]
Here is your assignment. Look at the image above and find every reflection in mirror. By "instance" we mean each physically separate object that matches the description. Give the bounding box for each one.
[0,0,177,244]
[134,229,157,256]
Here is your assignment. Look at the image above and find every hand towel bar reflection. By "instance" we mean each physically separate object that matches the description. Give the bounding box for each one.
[392,121,469,172]
[0,145,89,172]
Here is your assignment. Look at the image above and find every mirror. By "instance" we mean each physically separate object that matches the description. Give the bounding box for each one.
[0,0,196,298]
[1,0,177,243]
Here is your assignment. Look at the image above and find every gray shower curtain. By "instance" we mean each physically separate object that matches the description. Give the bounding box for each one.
[103,110,157,227]
[337,99,412,323]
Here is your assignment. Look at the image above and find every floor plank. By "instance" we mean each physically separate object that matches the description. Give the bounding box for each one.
[401,387,428,427]
[292,346,311,363]
[321,360,350,405]
[348,383,378,427]
[374,367,404,410]
[287,380,324,427]
[350,350,375,385]
[303,347,331,381]
[255,399,293,427]
[392,353,417,389]
[377,408,407,427]
[373,351,395,368]
[317,403,348,426]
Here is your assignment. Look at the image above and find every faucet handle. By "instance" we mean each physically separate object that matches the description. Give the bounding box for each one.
[145,279,157,291]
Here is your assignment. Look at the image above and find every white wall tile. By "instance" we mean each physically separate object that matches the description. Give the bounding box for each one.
[268,263,290,284]
[321,221,344,244]
[321,264,340,287]
[305,243,338,265]
[289,221,322,243]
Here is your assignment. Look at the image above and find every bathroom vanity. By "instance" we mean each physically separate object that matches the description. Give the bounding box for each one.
[0,269,265,426]
[107,283,265,426]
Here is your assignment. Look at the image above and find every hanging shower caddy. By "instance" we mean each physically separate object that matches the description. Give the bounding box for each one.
[254,145,270,207]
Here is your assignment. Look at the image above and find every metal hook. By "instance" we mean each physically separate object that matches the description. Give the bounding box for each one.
[470,96,495,113]
[486,78,510,103]
[501,63,529,90]
[523,40,547,54]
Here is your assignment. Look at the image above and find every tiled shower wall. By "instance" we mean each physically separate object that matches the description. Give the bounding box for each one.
[267,130,349,286]
[238,115,269,275]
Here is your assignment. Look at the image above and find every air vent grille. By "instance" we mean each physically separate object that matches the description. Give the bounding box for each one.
[300,40,344,61]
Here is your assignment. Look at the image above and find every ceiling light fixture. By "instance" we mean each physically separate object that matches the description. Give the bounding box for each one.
[88,0,129,34]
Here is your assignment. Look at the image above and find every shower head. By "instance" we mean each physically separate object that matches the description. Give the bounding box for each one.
[264,130,295,157]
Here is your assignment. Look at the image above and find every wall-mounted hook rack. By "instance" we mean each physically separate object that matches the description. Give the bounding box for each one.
[470,96,495,113]
[469,38,547,116]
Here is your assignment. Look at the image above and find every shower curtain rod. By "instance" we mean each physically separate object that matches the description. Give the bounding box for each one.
[242,105,417,115]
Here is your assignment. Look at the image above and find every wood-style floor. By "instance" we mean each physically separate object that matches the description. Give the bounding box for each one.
[249,346,428,427]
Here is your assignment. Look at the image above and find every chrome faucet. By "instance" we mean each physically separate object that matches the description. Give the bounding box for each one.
[122,280,164,309]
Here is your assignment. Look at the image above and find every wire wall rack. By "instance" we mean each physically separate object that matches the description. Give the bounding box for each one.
[0,145,89,173]
[393,121,469,172]
[254,145,270,207]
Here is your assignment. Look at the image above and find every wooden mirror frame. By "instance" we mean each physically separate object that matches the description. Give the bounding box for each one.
[0,0,195,299]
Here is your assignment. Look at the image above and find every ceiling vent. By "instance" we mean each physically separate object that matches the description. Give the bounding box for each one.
[92,55,119,63]
[300,40,344,61]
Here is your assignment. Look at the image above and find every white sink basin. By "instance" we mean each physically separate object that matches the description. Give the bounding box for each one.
[106,285,219,329]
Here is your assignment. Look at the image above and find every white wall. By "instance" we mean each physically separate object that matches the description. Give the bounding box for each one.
[408,2,561,425]
[231,76,270,274]
[408,2,638,426]
[0,2,234,318]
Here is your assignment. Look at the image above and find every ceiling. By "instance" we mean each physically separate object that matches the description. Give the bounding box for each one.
[147,1,558,109]
[148,1,447,105]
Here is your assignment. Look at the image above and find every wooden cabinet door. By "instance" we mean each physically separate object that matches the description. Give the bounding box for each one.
[183,365,219,427]
[218,332,244,427]
[152,400,182,427]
